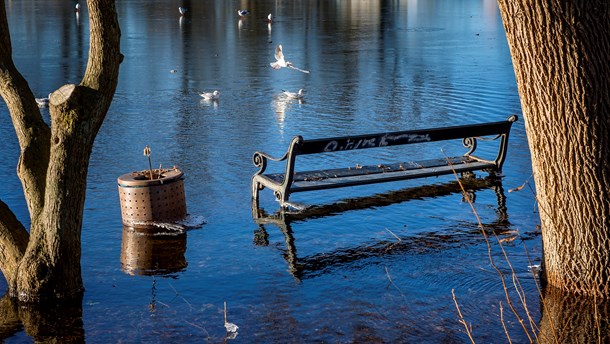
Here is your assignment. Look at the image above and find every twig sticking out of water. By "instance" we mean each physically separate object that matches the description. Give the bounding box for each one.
[385,227,402,242]
[224,302,239,339]
[452,289,476,344]
[500,302,512,344]
[385,266,406,300]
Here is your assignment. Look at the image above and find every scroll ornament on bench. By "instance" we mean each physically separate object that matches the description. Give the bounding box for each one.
[252,115,518,208]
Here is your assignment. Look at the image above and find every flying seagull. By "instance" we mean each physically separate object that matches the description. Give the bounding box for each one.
[179,7,188,16]
[237,9,249,17]
[270,45,310,74]
[199,90,220,101]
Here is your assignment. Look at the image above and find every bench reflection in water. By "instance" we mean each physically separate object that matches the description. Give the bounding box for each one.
[252,176,514,279]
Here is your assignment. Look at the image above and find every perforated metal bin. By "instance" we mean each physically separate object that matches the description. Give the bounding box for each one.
[117,168,187,227]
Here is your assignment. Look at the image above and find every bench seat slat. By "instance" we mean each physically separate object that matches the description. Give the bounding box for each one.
[288,160,495,192]
[260,156,495,192]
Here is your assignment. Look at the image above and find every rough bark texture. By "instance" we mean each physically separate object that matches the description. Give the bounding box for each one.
[0,0,122,302]
[497,0,610,297]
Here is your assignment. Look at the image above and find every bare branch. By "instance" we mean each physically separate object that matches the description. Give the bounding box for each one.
[0,0,51,218]
[0,200,29,287]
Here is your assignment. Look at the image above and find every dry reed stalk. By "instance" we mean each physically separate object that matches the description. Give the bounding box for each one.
[385,227,402,242]
[520,240,545,336]
[443,151,535,342]
[452,289,476,343]
[500,302,513,344]
[385,266,406,300]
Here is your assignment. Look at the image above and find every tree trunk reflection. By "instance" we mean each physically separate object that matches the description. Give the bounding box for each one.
[538,286,610,343]
[0,294,84,343]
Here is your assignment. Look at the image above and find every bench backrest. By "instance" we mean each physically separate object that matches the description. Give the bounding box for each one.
[296,115,518,155]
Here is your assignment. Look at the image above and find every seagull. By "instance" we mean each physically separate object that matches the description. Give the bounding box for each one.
[267,13,273,23]
[237,9,249,17]
[35,93,51,108]
[179,7,187,16]
[270,45,310,74]
[199,90,220,101]
[282,89,305,99]
[75,3,80,12]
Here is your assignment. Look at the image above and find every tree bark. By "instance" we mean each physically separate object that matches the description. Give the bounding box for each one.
[497,0,610,297]
[0,0,122,302]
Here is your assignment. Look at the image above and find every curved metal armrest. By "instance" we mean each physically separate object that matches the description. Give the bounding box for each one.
[252,150,289,175]
[252,136,304,176]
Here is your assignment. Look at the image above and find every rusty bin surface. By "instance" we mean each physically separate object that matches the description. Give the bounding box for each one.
[117,169,187,226]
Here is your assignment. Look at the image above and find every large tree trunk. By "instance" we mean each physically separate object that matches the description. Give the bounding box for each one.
[0,0,122,302]
[497,0,610,297]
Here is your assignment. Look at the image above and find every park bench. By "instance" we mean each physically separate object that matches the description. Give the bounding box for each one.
[251,115,518,208]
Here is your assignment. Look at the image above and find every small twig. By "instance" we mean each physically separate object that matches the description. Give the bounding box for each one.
[385,227,402,242]
[452,289,476,344]
[500,302,512,344]
[224,301,227,323]
[143,145,153,180]
[184,320,211,338]
[385,266,406,299]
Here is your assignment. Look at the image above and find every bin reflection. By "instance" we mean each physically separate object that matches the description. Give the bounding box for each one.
[120,225,187,276]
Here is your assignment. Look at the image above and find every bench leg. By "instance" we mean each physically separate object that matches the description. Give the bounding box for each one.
[252,179,263,212]
[274,190,290,208]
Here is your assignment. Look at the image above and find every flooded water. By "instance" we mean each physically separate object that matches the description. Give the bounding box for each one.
[1,0,543,342]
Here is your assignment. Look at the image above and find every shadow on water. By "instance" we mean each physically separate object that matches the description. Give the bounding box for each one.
[252,175,518,279]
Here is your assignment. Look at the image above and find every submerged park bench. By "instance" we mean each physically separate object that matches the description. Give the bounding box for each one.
[252,115,518,208]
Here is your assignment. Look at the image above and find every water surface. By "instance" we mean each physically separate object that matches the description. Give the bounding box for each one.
[0,0,541,342]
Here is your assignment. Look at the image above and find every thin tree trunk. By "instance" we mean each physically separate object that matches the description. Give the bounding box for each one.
[0,0,122,302]
[497,0,610,296]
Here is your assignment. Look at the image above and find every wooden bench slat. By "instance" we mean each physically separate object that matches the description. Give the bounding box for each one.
[263,156,474,183]
[288,160,496,192]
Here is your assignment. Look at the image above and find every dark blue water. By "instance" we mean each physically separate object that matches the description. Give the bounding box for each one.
[1,0,541,342]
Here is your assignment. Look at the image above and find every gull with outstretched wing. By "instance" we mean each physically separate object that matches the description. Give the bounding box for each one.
[270,45,309,74]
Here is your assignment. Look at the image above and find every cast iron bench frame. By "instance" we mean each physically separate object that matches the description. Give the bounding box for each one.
[252,115,518,208]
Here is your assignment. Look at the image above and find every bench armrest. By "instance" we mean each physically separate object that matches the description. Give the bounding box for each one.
[252,136,304,176]
[463,115,518,169]
[252,150,288,175]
